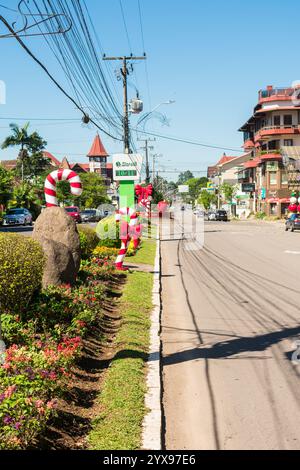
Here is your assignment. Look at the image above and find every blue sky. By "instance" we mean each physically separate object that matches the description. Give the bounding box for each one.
[0,0,299,181]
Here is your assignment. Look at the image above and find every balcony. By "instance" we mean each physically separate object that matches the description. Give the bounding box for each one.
[259,87,295,104]
[254,125,300,142]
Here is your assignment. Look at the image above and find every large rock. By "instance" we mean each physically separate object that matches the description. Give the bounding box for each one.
[35,237,78,288]
[33,207,81,287]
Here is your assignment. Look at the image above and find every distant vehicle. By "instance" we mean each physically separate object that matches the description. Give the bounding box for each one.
[285,215,300,232]
[81,209,101,223]
[181,206,185,211]
[205,211,216,221]
[65,206,82,224]
[3,208,33,226]
[215,210,228,222]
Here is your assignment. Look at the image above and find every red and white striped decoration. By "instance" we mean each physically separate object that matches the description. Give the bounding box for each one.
[140,199,151,219]
[44,169,83,207]
[115,207,139,271]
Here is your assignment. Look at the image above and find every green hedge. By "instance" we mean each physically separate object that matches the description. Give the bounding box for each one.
[78,225,99,259]
[0,234,45,313]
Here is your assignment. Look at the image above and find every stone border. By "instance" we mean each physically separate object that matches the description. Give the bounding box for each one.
[141,232,162,450]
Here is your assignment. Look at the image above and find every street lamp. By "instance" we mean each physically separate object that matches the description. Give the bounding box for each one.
[137,100,175,129]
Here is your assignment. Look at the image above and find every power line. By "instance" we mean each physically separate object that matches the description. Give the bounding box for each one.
[119,0,132,54]
[20,0,124,137]
[132,127,243,152]
[0,13,123,142]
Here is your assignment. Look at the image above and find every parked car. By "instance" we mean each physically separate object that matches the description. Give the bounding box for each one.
[3,208,33,226]
[65,206,82,224]
[205,211,216,221]
[215,210,228,222]
[81,209,101,223]
[285,215,300,232]
[181,206,185,211]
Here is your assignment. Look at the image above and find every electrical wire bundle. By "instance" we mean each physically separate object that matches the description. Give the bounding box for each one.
[0,0,124,141]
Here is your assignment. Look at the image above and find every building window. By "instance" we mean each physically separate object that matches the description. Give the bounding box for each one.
[284,115,293,126]
[269,171,277,185]
[273,115,281,126]
[268,140,280,150]
[281,171,288,185]
[284,139,293,146]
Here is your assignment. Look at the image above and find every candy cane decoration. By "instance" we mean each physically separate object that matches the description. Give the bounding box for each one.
[45,169,83,207]
[115,207,140,270]
[135,184,153,220]
[140,199,151,219]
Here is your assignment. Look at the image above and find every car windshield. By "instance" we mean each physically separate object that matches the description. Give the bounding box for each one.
[218,211,227,215]
[65,208,78,213]
[82,210,95,215]
[7,209,25,215]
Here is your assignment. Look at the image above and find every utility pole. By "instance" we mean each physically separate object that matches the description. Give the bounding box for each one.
[152,154,162,185]
[138,138,155,183]
[103,55,146,154]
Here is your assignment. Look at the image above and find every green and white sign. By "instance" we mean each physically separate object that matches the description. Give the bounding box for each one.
[113,154,143,181]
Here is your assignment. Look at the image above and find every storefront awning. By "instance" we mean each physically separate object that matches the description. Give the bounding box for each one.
[267,198,280,203]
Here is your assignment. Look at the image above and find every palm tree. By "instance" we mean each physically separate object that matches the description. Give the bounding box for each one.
[1,123,47,181]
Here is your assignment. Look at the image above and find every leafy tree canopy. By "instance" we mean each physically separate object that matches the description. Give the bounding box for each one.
[177,170,194,185]
[2,123,48,179]
[0,166,14,208]
[220,182,238,203]
[56,172,109,209]
[198,190,217,210]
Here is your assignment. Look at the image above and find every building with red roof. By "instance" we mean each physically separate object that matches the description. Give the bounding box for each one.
[238,84,300,217]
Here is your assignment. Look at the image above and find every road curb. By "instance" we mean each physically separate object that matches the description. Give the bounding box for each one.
[141,232,162,450]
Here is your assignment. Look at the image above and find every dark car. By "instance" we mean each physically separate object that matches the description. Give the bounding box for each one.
[81,209,100,223]
[215,210,228,222]
[285,215,300,232]
[3,208,33,226]
[65,206,82,224]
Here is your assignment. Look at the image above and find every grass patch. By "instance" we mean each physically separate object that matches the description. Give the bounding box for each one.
[127,238,157,266]
[88,271,154,450]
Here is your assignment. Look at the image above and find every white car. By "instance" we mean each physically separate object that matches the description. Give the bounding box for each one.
[3,208,33,226]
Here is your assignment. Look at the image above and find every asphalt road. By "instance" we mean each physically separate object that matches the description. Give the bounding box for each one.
[0,222,98,236]
[161,210,300,450]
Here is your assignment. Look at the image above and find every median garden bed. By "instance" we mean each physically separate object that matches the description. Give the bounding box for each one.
[0,225,156,450]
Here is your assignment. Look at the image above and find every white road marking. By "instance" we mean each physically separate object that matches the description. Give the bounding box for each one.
[285,250,300,255]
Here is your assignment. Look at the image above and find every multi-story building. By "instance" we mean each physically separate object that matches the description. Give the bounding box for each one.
[207,153,253,216]
[239,84,300,217]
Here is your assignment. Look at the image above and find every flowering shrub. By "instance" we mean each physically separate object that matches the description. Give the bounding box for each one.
[0,234,45,313]
[0,244,120,449]
[92,246,119,259]
[0,339,82,449]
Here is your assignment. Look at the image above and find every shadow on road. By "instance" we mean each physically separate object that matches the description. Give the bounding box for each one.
[163,325,300,366]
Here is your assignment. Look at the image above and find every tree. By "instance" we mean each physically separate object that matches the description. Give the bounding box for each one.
[220,182,238,204]
[1,123,48,179]
[0,166,13,209]
[11,182,39,208]
[183,177,208,203]
[198,190,217,210]
[177,171,194,185]
[79,173,109,208]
